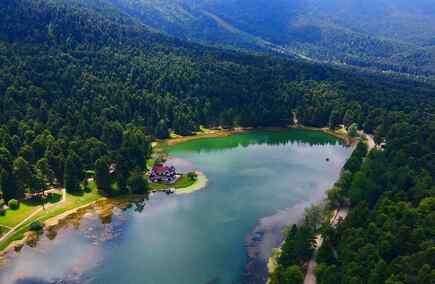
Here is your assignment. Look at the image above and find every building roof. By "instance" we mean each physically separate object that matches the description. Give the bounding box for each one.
[152,164,175,175]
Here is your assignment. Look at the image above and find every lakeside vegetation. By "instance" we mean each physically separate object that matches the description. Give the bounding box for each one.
[0,169,201,252]
[149,175,196,191]
[270,139,369,283]
[0,0,434,282]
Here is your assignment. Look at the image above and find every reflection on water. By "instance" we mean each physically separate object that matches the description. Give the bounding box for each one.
[166,129,343,154]
[0,129,352,284]
[0,197,150,284]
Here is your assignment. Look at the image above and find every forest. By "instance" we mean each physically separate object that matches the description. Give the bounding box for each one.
[0,0,434,283]
[102,0,435,77]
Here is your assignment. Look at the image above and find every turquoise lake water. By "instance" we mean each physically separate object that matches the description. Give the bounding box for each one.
[0,129,352,284]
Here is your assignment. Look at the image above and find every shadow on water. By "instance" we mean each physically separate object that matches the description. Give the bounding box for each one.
[1,195,150,258]
[14,278,52,284]
[168,129,342,154]
[0,194,157,284]
[13,278,84,284]
[1,129,351,284]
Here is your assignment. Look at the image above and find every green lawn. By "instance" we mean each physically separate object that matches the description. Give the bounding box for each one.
[0,192,64,228]
[146,159,155,169]
[149,175,196,191]
[0,182,103,251]
[0,201,41,228]
[0,176,197,251]
[31,182,102,224]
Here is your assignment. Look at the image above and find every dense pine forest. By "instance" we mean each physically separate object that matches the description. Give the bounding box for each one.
[100,0,435,77]
[0,0,435,283]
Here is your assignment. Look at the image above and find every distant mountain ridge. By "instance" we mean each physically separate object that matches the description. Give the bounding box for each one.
[103,0,435,76]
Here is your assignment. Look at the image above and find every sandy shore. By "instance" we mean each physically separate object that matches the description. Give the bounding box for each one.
[162,127,252,146]
[0,171,208,256]
[1,126,353,264]
[290,125,354,146]
[175,171,208,195]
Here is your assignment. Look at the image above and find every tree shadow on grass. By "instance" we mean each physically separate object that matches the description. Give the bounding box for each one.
[68,190,85,197]
[46,193,62,204]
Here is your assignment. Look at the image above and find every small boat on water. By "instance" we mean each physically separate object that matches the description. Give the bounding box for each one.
[165,188,176,194]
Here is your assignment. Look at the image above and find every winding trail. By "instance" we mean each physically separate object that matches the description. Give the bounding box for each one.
[304,131,376,283]
[358,130,376,151]
[0,188,66,244]
[304,209,348,284]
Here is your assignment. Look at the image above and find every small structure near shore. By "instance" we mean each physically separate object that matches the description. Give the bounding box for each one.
[149,163,177,183]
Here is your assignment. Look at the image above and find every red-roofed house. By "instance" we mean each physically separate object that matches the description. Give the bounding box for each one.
[150,164,177,183]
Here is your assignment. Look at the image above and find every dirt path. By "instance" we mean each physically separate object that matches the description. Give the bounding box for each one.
[358,130,376,151]
[305,132,373,284]
[0,207,43,243]
[304,209,348,284]
[0,188,66,243]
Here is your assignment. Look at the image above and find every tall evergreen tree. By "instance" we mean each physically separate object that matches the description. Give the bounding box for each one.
[128,169,148,194]
[95,156,111,193]
[12,157,31,198]
[64,151,81,193]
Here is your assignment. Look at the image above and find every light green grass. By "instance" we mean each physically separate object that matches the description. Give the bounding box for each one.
[149,175,196,191]
[0,226,11,238]
[0,182,103,251]
[0,202,39,228]
[0,176,197,251]
[199,125,212,133]
[31,182,102,224]
[146,159,155,169]
[0,192,63,228]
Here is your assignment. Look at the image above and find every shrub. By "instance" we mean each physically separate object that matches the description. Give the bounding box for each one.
[8,199,19,210]
[187,172,198,181]
[128,170,149,194]
[29,221,44,232]
[348,123,359,138]
[0,207,5,216]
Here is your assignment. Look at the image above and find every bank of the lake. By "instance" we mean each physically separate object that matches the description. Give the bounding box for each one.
[0,172,205,256]
[266,132,371,284]
[0,128,352,284]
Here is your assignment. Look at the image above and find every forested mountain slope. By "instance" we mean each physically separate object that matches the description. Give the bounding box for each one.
[104,0,435,76]
[0,0,435,283]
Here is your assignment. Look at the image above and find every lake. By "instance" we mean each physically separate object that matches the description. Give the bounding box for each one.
[0,129,352,284]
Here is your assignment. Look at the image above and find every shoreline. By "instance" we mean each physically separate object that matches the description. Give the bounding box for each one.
[265,129,368,283]
[174,171,208,195]
[0,173,207,256]
[0,125,352,269]
[290,125,354,146]
[160,127,253,146]
[160,125,351,147]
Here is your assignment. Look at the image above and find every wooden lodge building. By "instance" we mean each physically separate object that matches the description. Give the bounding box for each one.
[150,164,177,183]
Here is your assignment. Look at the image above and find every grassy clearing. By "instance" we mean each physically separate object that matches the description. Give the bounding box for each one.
[0,192,62,229]
[0,226,10,238]
[0,169,199,251]
[0,182,103,252]
[0,202,40,228]
[149,175,196,191]
[31,182,102,224]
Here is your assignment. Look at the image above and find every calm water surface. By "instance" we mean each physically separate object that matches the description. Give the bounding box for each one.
[0,129,352,284]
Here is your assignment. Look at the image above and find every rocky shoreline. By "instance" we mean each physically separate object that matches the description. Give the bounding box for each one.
[243,203,310,283]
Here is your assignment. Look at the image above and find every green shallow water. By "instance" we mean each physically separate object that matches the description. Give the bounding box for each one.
[0,129,352,284]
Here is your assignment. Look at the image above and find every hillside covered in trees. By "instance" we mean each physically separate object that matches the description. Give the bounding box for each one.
[0,0,435,283]
[101,0,435,76]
